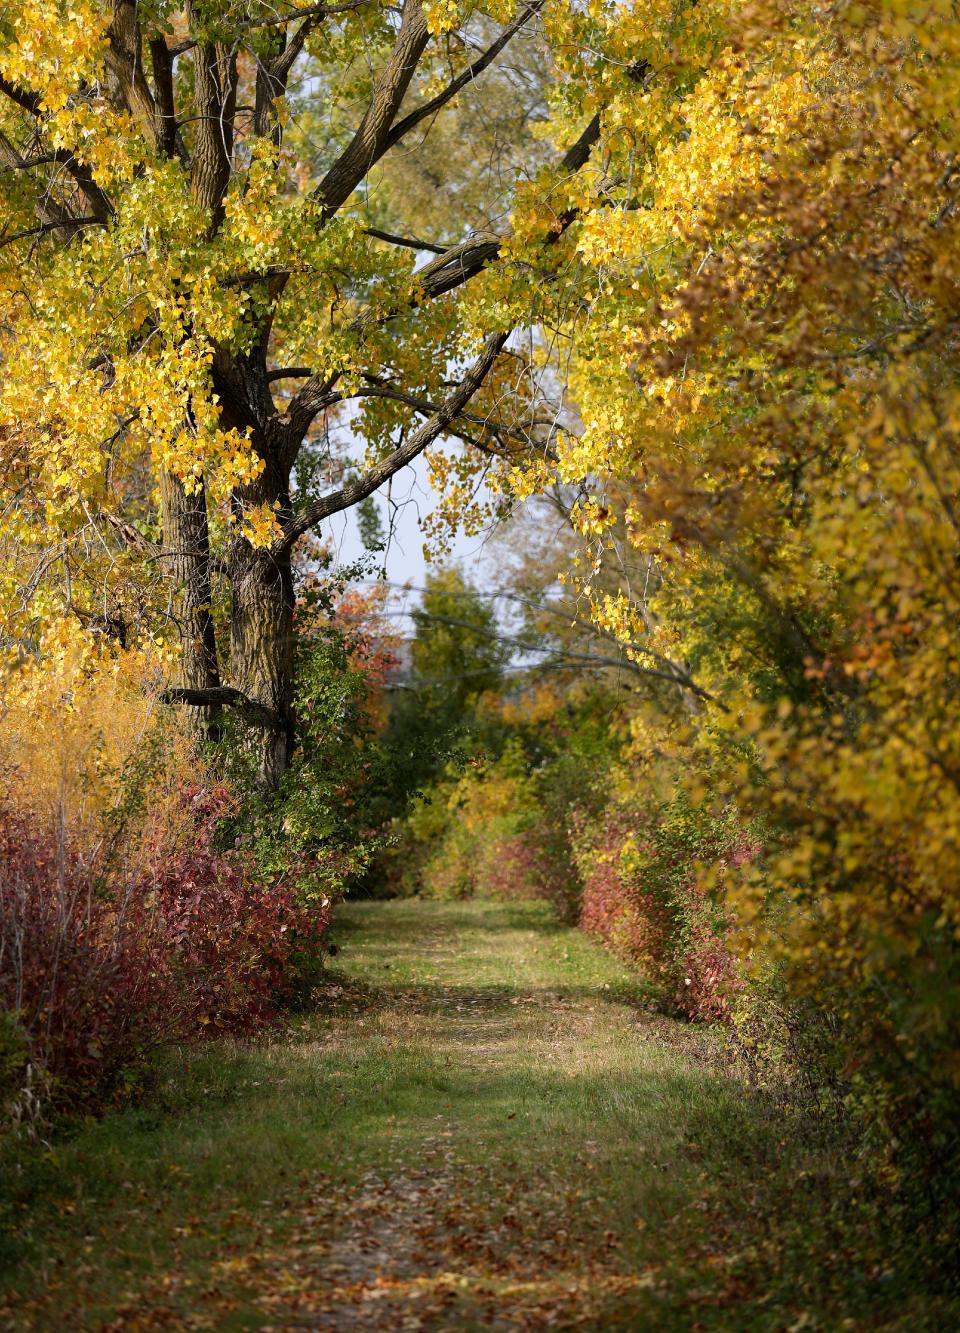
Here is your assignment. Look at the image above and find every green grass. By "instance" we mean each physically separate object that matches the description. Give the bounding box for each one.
[0,899,953,1330]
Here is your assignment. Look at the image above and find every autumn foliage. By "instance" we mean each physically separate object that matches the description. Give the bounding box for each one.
[2,0,960,1262]
[522,0,960,1186]
[0,792,327,1113]
[574,794,751,1025]
[0,634,329,1114]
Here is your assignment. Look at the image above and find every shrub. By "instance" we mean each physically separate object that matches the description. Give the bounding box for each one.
[401,744,561,905]
[575,789,753,1022]
[0,788,329,1115]
[218,583,396,904]
[0,630,331,1117]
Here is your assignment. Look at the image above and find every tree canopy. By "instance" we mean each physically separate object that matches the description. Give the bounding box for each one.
[0,0,621,782]
[4,0,960,1239]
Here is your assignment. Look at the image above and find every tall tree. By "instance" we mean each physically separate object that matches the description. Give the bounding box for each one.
[509,0,960,1166]
[0,1,640,784]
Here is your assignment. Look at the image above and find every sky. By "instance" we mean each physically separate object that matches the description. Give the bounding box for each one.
[322,457,507,608]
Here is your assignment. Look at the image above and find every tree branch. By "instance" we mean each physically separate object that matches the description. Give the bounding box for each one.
[363,225,449,254]
[0,217,103,249]
[274,330,508,556]
[559,113,602,174]
[254,7,326,142]
[409,610,728,708]
[188,3,239,236]
[107,1,163,155]
[267,366,314,382]
[314,0,430,216]
[383,1,545,151]
[0,75,40,115]
[98,509,160,555]
[148,36,183,159]
[0,76,115,221]
[281,59,647,434]
[161,685,281,729]
[414,232,504,300]
[352,377,556,455]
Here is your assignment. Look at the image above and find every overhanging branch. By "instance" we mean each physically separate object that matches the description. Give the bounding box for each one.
[352,377,557,456]
[283,98,615,429]
[161,685,281,729]
[273,330,508,556]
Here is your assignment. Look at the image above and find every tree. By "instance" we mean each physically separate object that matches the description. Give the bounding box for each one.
[0,0,639,785]
[508,0,960,1175]
[410,566,506,703]
[383,566,508,802]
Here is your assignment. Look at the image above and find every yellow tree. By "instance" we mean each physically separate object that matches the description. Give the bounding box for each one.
[0,0,649,784]
[520,0,960,1156]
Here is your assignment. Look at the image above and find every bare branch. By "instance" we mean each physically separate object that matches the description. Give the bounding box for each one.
[363,226,449,254]
[274,330,508,555]
[409,609,728,708]
[267,366,314,382]
[352,377,556,455]
[161,685,281,728]
[0,217,104,249]
[384,1,545,151]
[2,151,69,170]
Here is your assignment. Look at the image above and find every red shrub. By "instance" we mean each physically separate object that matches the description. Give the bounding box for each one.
[480,835,535,900]
[673,889,740,1023]
[0,789,329,1112]
[473,827,583,923]
[575,801,755,1023]
[576,809,672,977]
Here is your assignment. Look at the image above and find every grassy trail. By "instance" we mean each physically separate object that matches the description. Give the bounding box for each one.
[0,900,943,1330]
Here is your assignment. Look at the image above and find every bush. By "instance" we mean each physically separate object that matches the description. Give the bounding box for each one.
[218,583,396,904]
[0,788,329,1115]
[575,789,753,1022]
[397,743,575,910]
[0,629,332,1117]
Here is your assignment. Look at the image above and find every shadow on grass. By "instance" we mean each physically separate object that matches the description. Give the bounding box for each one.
[316,971,662,1018]
[333,896,571,938]
[3,898,953,1328]
[1,1023,926,1331]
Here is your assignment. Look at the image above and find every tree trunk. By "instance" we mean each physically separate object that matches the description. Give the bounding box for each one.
[160,471,222,742]
[228,448,296,789]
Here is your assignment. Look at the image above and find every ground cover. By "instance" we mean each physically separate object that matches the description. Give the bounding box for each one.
[1,900,949,1330]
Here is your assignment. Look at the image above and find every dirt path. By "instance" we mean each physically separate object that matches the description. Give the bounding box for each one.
[2,900,932,1331]
[224,905,716,1331]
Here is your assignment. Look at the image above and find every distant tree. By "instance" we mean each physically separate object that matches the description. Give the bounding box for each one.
[382,567,508,802]
[410,567,508,713]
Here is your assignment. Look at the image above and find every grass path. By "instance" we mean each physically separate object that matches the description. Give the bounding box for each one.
[0,900,947,1330]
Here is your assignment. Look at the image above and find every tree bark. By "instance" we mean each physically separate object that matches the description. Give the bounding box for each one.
[160,472,223,743]
[228,439,296,789]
